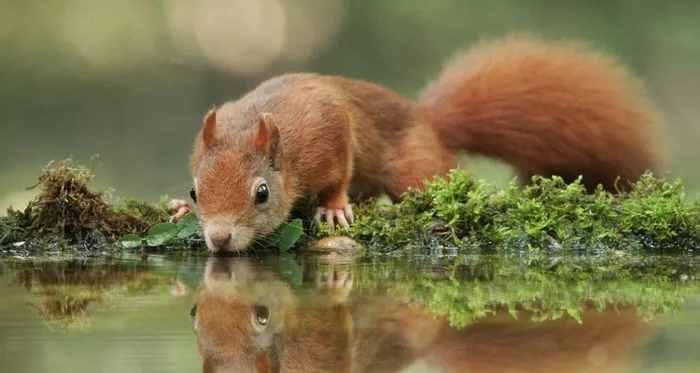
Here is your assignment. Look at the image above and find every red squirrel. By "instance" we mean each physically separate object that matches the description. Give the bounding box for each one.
[177,35,661,253]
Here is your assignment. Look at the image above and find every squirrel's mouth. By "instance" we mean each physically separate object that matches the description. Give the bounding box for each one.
[203,221,255,253]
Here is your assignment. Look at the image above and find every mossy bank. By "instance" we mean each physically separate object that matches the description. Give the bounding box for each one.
[1,160,699,255]
[328,170,700,254]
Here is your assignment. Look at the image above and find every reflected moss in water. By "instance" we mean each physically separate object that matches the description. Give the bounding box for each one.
[191,249,700,330]
[6,259,174,330]
[191,254,696,372]
[351,254,700,328]
[1,252,698,371]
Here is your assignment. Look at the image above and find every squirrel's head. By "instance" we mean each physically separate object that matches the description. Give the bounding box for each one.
[192,108,292,253]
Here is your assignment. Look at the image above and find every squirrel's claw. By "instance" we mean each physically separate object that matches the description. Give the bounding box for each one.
[314,207,324,225]
[343,204,354,224]
[335,210,349,228]
[168,199,192,223]
[315,205,353,230]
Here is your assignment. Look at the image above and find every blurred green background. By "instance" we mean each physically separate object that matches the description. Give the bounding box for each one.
[2,0,699,211]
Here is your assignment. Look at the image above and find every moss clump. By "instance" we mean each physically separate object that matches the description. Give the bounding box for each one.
[318,171,700,254]
[0,160,168,249]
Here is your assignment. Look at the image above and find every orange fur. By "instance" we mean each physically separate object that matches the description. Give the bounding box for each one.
[420,35,661,190]
[191,35,662,251]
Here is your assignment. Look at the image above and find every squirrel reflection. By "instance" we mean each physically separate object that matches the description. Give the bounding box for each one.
[192,257,651,373]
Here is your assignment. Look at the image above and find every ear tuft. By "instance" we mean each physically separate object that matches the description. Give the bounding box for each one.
[252,113,281,169]
[202,107,217,149]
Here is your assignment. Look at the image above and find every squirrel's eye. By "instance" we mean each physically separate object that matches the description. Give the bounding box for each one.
[189,188,197,203]
[254,304,270,327]
[255,183,269,204]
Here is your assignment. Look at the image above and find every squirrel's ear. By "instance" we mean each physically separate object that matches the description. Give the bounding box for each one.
[201,107,217,149]
[252,113,281,169]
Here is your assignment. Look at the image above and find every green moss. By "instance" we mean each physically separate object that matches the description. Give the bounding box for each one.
[318,171,700,254]
[2,161,700,254]
[0,160,169,250]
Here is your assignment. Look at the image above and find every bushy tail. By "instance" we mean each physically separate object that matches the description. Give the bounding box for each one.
[419,35,662,190]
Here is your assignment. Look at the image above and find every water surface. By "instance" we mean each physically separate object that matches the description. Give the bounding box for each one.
[0,253,698,372]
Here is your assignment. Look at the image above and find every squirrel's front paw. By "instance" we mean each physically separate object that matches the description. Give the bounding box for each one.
[314,205,354,229]
[167,199,192,222]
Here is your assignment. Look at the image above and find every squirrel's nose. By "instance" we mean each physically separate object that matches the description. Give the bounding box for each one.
[209,233,232,251]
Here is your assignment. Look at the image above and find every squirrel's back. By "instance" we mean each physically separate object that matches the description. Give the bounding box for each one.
[420,35,662,190]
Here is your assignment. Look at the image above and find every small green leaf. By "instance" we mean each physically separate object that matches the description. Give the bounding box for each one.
[271,219,304,251]
[146,222,178,247]
[119,233,143,249]
[176,213,200,239]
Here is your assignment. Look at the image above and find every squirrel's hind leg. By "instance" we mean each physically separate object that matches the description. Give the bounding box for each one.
[384,127,455,201]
